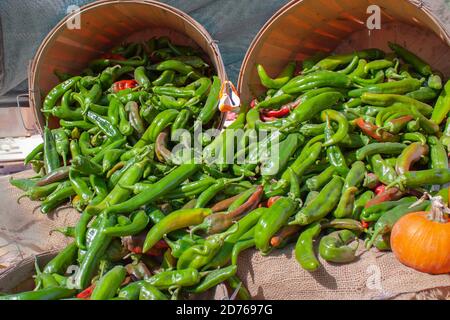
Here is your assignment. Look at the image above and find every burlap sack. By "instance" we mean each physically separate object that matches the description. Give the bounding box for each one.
[0,170,77,271]
[1,170,449,299]
[235,245,450,300]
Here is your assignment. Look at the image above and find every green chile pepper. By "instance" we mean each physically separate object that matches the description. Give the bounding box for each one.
[0,287,76,301]
[370,154,398,185]
[102,210,149,236]
[320,109,349,146]
[42,76,81,114]
[366,199,429,248]
[254,197,297,254]
[291,176,343,225]
[388,42,432,76]
[352,190,374,220]
[431,80,450,125]
[319,230,359,263]
[257,62,296,89]
[145,268,201,290]
[143,207,211,252]
[356,142,407,160]
[177,227,236,270]
[43,127,60,174]
[90,265,127,300]
[305,166,336,191]
[43,242,78,274]
[428,136,448,169]
[187,265,237,294]
[395,142,429,175]
[295,221,322,272]
[348,78,422,98]
[52,128,69,166]
[324,117,349,176]
[74,213,116,289]
[139,283,168,300]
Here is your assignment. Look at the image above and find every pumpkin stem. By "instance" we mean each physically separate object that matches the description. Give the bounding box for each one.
[428,195,449,223]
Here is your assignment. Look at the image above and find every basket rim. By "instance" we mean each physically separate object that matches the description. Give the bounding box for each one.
[28,0,227,134]
[237,0,450,93]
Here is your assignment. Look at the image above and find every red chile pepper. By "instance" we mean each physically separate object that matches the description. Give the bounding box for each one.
[76,284,96,299]
[361,220,370,229]
[267,196,281,208]
[261,106,291,118]
[129,240,168,256]
[364,187,403,208]
[112,80,138,93]
[354,117,397,142]
[375,184,385,195]
[250,99,258,108]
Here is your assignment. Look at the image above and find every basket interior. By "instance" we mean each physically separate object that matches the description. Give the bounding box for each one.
[238,0,450,103]
[29,0,225,131]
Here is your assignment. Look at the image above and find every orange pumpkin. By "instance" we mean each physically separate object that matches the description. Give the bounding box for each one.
[391,197,450,275]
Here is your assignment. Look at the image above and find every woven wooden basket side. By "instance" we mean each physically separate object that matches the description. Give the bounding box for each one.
[238,0,450,104]
[29,0,226,132]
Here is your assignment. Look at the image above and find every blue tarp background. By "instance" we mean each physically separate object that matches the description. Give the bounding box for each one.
[0,0,290,96]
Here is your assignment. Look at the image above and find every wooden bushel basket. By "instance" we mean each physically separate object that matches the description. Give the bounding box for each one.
[28,0,227,133]
[235,0,450,300]
[0,252,58,294]
[238,0,450,103]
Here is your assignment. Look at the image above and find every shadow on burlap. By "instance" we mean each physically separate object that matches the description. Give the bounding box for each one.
[1,170,449,299]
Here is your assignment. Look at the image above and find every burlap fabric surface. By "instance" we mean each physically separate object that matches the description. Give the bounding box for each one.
[1,170,449,299]
[0,170,77,271]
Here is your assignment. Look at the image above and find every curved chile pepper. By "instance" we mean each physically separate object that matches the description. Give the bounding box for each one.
[257,62,296,89]
[354,117,398,142]
[192,185,263,235]
[320,109,349,146]
[395,142,429,175]
[324,117,349,176]
[295,221,322,271]
[319,230,359,263]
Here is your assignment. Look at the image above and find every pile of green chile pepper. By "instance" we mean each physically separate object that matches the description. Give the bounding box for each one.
[5,40,450,300]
